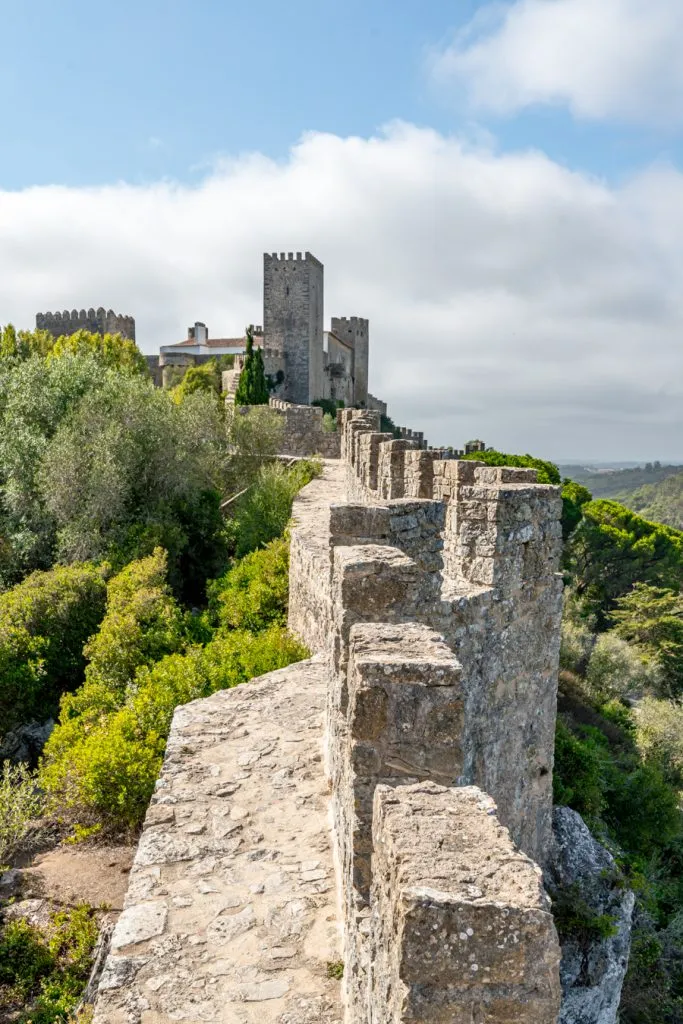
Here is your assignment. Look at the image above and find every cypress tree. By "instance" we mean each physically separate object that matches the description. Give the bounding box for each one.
[234,327,270,406]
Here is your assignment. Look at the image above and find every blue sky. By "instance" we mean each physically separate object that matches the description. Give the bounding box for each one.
[2,0,683,460]
[3,0,679,189]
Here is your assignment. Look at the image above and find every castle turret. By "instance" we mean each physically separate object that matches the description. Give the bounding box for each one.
[330,316,369,407]
[263,252,324,405]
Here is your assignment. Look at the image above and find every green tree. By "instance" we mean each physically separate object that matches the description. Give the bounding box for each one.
[234,327,269,406]
[36,377,230,598]
[171,360,222,402]
[0,563,107,732]
[49,329,147,375]
[565,500,683,626]
[0,355,105,583]
[0,324,54,362]
[561,479,593,541]
[611,584,683,699]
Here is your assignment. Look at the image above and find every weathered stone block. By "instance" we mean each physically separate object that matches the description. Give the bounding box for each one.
[369,783,561,1023]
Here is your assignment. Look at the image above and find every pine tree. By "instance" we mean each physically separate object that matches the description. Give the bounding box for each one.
[234,327,270,406]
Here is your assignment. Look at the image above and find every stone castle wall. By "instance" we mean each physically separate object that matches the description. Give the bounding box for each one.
[93,414,565,1023]
[36,308,135,340]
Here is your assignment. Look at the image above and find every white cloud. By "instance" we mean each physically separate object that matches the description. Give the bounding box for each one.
[431,0,683,125]
[1,124,683,461]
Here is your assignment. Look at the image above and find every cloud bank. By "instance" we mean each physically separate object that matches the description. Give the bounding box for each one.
[432,0,683,125]
[1,124,682,460]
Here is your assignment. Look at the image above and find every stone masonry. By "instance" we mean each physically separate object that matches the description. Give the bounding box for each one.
[263,252,325,405]
[36,308,135,340]
[94,414,565,1023]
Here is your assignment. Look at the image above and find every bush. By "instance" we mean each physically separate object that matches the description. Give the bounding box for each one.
[559,620,594,676]
[0,563,107,732]
[226,460,321,558]
[37,376,230,597]
[461,449,561,485]
[0,762,43,866]
[636,696,683,787]
[0,905,98,1023]
[41,625,308,827]
[553,719,607,819]
[585,632,657,702]
[208,537,290,631]
[80,549,184,701]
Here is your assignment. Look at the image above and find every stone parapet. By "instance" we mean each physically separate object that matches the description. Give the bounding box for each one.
[369,783,561,1023]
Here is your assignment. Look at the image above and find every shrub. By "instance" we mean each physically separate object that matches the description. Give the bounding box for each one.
[80,549,184,701]
[226,460,321,558]
[553,719,606,819]
[585,632,657,702]
[461,449,561,485]
[208,537,290,631]
[550,882,617,945]
[0,905,98,1023]
[559,620,594,676]
[0,563,107,731]
[0,762,43,866]
[42,625,308,827]
[636,696,683,787]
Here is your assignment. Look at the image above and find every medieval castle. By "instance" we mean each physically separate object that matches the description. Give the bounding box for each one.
[157,251,380,410]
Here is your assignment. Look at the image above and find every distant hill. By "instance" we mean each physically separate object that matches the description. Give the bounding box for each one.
[559,462,683,498]
[614,471,683,532]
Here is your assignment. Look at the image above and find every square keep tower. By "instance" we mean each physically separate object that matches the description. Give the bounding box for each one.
[263,251,324,405]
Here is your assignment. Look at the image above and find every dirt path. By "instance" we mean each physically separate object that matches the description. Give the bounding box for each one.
[19,842,135,911]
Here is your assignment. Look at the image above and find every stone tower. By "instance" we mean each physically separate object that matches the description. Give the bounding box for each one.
[331,316,369,407]
[36,308,135,340]
[263,252,324,405]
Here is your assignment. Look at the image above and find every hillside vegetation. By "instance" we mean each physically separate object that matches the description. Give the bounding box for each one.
[0,325,320,1022]
[617,470,683,532]
[560,462,682,498]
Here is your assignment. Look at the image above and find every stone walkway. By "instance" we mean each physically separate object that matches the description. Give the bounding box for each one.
[94,658,342,1024]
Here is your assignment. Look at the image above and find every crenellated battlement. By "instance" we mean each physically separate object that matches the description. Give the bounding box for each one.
[36,308,135,340]
[94,416,564,1024]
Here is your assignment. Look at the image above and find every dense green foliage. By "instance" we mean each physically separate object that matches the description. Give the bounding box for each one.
[565,500,683,626]
[0,324,147,376]
[0,564,107,731]
[234,328,269,405]
[224,459,321,558]
[171,360,222,401]
[0,905,98,1023]
[0,355,107,584]
[40,539,307,827]
[561,479,593,541]
[37,376,230,602]
[461,448,561,484]
[611,585,683,700]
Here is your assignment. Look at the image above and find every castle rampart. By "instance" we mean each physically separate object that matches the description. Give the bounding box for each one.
[36,308,135,340]
[93,415,565,1023]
